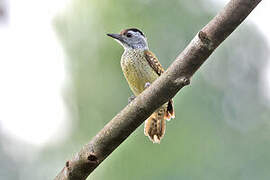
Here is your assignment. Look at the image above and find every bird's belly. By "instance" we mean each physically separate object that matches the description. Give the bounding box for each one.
[121,58,159,96]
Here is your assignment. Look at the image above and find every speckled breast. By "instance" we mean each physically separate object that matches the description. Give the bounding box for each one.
[121,49,159,96]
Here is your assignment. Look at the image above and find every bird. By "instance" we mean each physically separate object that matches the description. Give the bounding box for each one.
[107,28,175,143]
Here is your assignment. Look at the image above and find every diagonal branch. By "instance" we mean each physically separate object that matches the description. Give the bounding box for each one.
[55,0,262,179]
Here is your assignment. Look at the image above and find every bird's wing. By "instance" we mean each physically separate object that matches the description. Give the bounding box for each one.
[144,50,175,120]
[144,50,164,76]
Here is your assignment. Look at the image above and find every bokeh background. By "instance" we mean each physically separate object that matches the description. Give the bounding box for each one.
[1,0,270,179]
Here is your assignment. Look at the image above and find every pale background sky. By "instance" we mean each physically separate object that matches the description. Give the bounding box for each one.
[0,0,269,146]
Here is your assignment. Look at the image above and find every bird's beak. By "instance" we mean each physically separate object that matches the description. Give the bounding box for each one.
[107,33,123,42]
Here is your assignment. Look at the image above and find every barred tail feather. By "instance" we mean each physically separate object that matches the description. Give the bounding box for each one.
[144,100,175,143]
[144,107,166,143]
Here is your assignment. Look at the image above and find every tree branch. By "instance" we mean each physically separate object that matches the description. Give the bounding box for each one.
[55,0,262,179]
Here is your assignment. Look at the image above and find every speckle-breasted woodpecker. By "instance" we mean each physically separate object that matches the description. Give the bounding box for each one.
[107,28,175,143]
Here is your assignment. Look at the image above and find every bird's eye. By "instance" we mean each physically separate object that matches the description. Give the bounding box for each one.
[126,33,132,38]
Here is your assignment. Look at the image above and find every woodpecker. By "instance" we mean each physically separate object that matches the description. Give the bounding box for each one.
[107,28,175,143]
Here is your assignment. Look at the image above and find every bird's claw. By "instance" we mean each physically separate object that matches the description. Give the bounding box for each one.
[145,82,151,89]
[128,95,136,104]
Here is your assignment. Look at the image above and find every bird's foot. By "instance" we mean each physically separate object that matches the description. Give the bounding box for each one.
[144,82,151,89]
[128,95,136,104]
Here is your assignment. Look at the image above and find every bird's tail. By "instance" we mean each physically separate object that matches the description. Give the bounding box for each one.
[144,100,175,143]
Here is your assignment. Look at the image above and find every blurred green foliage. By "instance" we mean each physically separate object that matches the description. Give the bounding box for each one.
[1,0,270,179]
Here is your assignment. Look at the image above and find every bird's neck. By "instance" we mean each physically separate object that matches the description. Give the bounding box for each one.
[122,41,148,51]
[124,46,148,53]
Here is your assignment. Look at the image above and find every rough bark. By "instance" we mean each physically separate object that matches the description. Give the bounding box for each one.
[55,0,262,179]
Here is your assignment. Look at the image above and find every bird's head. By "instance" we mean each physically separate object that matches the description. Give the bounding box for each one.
[107,28,148,50]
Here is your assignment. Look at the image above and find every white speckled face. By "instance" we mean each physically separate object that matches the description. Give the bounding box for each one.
[122,30,148,50]
[108,28,149,50]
